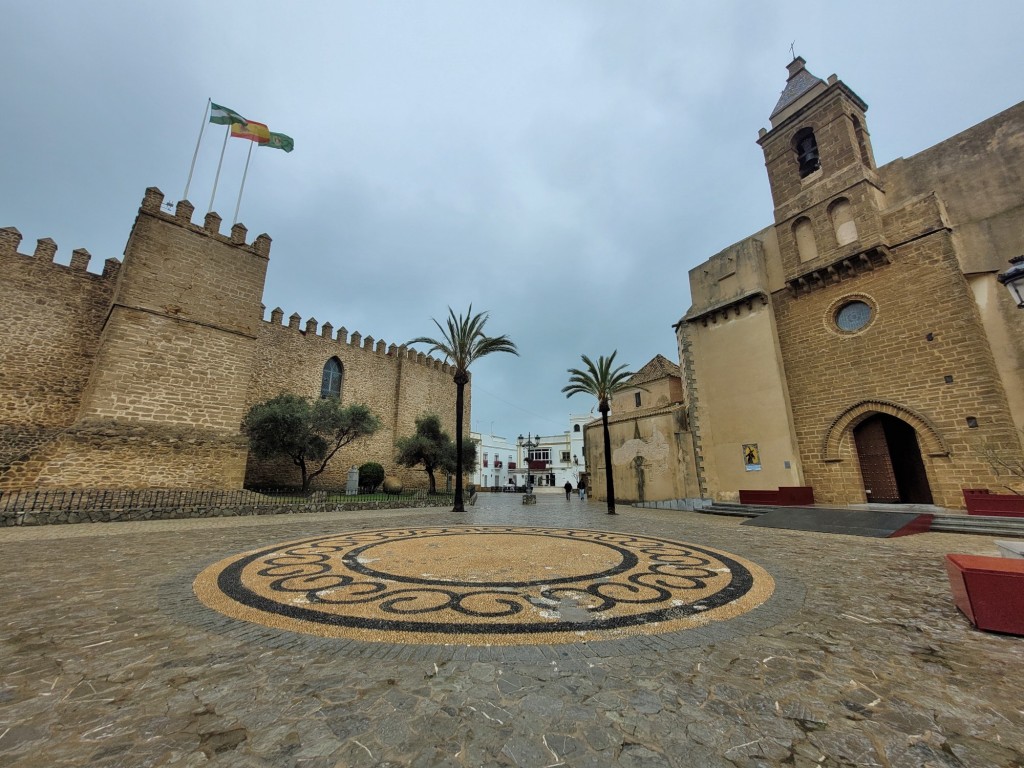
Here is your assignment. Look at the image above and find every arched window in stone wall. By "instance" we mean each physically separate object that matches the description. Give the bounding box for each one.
[792,127,820,178]
[851,116,872,168]
[829,198,858,246]
[573,424,581,432]
[321,357,343,399]
[794,217,819,263]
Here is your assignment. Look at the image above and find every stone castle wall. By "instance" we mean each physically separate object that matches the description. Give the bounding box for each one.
[242,314,464,490]
[0,188,462,492]
[0,228,120,468]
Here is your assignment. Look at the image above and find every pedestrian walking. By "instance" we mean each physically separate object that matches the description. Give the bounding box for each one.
[578,479,587,501]
[563,480,573,500]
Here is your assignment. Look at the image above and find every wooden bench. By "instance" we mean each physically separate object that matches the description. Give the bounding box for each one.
[944,554,1024,635]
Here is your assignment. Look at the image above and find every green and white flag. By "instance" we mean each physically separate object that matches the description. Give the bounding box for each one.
[209,102,247,126]
[264,132,294,152]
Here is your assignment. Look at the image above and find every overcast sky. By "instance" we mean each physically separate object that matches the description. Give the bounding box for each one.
[4,1,1022,441]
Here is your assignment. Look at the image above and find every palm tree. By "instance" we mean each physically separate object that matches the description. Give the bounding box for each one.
[409,306,518,512]
[562,351,634,514]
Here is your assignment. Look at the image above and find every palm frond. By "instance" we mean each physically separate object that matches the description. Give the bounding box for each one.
[408,305,518,373]
[563,350,634,402]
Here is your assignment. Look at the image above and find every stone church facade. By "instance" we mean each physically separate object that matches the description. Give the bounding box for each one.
[677,58,1024,509]
[582,355,698,505]
[0,188,462,491]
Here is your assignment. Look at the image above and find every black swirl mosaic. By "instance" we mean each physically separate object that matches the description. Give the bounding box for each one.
[195,526,775,645]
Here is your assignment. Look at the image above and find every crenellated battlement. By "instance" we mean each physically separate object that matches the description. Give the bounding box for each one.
[260,305,454,374]
[0,227,121,280]
[138,187,272,259]
[3,185,464,493]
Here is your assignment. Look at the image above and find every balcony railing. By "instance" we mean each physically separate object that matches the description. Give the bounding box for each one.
[507,462,517,470]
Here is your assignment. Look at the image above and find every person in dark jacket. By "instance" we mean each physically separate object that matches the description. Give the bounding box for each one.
[563,480,573,500]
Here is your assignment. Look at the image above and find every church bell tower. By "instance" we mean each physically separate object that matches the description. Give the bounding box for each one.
[757,58,890,290]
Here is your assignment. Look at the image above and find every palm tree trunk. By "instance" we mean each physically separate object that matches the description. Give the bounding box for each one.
[453,372,468,512]
[600,402,616,514]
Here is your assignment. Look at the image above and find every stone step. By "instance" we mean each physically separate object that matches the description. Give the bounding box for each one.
[931,515,1024,538]
[702,503,1024,539]
[703,502,770,518]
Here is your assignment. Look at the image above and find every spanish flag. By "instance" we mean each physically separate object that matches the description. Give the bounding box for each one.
[230,121,270,144]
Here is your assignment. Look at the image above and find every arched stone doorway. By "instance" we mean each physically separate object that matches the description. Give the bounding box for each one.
[853,414,933,504]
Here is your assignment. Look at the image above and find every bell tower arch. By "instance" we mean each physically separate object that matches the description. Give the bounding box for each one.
[756,57,889,285]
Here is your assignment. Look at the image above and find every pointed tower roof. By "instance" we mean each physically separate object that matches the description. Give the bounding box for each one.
[770,57,825,119]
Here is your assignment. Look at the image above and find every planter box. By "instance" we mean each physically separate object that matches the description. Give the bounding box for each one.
[739,486,814,506]
[962,488,1024,518]
[944,554,1024,635]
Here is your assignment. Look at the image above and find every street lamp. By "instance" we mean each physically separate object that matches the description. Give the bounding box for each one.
[517,432,538,504]
[997,256,1024,308]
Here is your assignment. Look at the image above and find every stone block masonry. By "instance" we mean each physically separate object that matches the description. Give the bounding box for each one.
[243,312,466,490]
[1,188,463,491]
[773,211,1019,509]
[0,228,120,467]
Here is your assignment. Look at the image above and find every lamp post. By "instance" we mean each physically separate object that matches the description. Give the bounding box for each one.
[517,432,538,505]
[997,256,1024,308]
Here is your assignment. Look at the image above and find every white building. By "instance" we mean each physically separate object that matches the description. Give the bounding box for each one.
[512,414,590,490]
[468,431,518,490]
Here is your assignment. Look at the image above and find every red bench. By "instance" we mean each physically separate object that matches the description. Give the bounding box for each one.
[962,488,1024,518]
[738,486,814,506]
[945,554,1024,635]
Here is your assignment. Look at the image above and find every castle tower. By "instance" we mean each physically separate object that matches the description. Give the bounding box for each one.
[10,188,273,489]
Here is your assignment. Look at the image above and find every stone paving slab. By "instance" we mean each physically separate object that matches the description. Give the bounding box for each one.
[1,492,1022,767]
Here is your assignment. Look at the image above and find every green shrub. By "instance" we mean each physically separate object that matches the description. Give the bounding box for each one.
[358,462,385,492]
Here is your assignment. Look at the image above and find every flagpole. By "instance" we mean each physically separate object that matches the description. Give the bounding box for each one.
[233,141,255,226]
[208,124,230,214]
[183,97,211,201]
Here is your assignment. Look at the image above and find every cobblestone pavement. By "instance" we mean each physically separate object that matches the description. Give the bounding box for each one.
[1,492,1021,767]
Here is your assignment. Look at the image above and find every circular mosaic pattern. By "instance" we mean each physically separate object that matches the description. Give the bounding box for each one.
[194,526,775,646]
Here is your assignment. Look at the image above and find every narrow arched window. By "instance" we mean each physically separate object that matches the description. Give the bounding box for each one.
[829,198,858,246]
[793,127,820,178]
[851,116,872,168]
[573,424,581,432]
[320,357,343,399]
[793,217,819,263]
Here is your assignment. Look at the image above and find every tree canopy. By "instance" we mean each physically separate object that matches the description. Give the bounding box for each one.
[242,394,380,493]
[395,413,477,494]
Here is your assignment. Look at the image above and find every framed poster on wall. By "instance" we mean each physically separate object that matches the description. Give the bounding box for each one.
[742,443,761,471]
